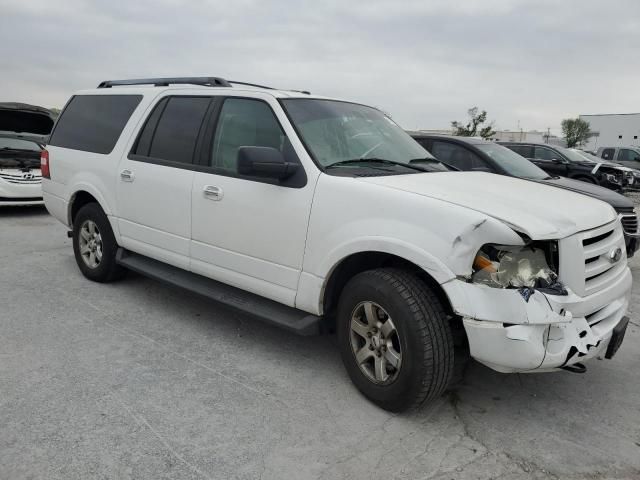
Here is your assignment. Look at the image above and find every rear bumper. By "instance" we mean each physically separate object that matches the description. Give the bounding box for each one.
[443,266,632,373]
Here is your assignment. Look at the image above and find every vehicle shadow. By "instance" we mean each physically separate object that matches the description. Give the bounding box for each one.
[0,205,48,217]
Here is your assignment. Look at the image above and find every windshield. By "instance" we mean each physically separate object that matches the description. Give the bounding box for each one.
[568,149,606,163]
[556,146,594,163]
[0,137,42,152]
[476,143,548,179]
[281,99,436,171]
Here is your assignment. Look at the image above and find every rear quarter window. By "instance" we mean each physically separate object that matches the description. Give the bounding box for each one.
[49,94,142,154]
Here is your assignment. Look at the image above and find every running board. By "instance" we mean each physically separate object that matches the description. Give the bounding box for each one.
[115,249,321,336]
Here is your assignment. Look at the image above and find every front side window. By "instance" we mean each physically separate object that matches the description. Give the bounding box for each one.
[210,98,287,172]
[618,149,640,162]
[281,99,433,173]
[533,146,561,161]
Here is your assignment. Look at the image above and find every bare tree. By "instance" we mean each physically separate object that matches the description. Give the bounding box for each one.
[451,107,497,139]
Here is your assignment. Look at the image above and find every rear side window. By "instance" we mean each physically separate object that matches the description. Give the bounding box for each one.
[601,148,615,160]
[431,141,489,171]
[133,96,211,165]
[49,95,141,154]
[506,145,533,158]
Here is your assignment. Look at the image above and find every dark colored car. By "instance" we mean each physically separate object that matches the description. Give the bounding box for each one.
[411,134,638,257]
[498,142,633,191]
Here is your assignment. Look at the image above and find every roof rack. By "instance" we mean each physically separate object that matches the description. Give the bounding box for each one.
[96,77,311,94]
[97,77,232,88]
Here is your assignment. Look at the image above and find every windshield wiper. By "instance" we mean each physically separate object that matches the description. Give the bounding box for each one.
[326,158,428,172]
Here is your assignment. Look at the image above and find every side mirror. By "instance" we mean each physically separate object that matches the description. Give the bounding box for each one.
[551,157,568,164]
[237,146,299,180]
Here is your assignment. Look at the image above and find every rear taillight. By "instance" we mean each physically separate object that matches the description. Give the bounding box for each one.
[41,149,50,179]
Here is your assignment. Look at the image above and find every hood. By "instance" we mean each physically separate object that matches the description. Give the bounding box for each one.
[0,103,55,139]
[538,176,633,209]
[359,172,617,239]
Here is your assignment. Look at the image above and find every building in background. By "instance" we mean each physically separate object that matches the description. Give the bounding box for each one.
[579,113,640,151]
[488,129,564,146]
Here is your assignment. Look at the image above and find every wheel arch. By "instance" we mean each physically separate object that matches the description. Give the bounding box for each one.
[321,251,456,327]
[67,185,112,227]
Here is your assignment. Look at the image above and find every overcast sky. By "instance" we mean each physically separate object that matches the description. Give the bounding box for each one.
[1,0,638,134]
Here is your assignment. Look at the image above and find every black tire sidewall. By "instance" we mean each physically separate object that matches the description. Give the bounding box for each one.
[72,203,121,282]
[337,270,443,411]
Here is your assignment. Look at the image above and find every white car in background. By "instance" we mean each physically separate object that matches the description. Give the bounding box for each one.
[0,103,55,206]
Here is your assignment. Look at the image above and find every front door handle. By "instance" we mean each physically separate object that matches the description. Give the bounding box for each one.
[203,185,223,201]
[120,169,135,182]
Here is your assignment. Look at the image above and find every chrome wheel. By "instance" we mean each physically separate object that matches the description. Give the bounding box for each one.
[78,220,103,269]
[349,301,402,384]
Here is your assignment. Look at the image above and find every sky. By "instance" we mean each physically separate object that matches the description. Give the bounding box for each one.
[1,0,639,135]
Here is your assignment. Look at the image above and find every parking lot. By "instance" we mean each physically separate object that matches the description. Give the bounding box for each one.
[1,206,639,480]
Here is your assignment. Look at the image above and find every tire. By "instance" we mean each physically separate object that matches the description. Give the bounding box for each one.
[72,203,125,282]
[337,268,454,412]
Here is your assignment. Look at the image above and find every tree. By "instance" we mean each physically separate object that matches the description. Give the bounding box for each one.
[451,107,496,139]
[561,117,591,148]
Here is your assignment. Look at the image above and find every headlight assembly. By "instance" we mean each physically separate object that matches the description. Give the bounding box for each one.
[472,243,566,296]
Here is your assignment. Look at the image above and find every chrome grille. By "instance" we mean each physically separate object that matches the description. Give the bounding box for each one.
[620,213,638,235]
[581,224,626,296]
[0,171,42,185]
[558,220,628,297]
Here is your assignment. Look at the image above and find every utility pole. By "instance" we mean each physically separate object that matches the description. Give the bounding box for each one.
[546,127,550,144]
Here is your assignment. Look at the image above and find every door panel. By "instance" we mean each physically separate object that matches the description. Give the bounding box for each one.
[116,96,211,270]
[116,161,193,269]
[190,97,314,306]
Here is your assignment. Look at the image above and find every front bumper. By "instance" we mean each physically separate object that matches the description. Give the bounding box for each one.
[442,266,632,373]
[0,173,43,206]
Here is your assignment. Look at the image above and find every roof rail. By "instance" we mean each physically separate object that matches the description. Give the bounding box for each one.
[227,80,276,90]
[97,77,232,88]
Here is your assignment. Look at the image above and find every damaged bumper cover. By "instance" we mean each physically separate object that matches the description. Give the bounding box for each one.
[442,267,632,373]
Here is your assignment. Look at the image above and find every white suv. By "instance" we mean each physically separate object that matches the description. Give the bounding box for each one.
[43,77,631,411]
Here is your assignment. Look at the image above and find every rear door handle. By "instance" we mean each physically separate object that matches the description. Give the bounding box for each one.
[203,185,223,201]
[120,169,135,182]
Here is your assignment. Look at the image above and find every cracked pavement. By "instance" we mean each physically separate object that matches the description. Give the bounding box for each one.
[1,206,639,480]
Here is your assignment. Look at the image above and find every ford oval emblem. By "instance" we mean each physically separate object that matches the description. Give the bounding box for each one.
[609,247,623,263]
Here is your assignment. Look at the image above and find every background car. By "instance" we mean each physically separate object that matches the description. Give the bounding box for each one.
[0,103,55,206]
[499,141,633,190]
[569,148,640,187]
[596,146,640,170]
[410,133,639,256]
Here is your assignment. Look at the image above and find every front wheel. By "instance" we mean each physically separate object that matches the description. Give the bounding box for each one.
[337,268,454,412]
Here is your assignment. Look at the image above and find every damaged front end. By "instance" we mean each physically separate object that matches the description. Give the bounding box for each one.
[471,242,567,301]
[442,222,632,373]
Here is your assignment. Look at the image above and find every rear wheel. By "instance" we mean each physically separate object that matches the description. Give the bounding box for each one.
[72,203,125,282]
[337,268,454,412]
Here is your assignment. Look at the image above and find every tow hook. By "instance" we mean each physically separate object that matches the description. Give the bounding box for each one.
[561,363,587,374]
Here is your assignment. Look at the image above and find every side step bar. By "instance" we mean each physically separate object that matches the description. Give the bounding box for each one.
[115,249,321,336]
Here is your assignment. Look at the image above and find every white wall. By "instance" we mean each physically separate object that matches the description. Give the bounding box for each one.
[579,113,640,151]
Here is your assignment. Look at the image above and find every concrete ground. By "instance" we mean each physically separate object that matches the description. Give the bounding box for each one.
[1,206,639,480]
